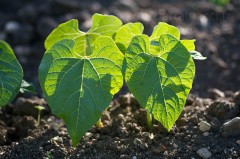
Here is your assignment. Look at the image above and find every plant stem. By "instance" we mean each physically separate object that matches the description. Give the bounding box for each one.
[37,110,40,126]
[146,112,153,130]
[35,106,45,127]
[96,117,103,128]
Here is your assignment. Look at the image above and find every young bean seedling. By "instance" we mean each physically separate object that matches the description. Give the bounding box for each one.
[35,105,45,126]
[39,13,205,146]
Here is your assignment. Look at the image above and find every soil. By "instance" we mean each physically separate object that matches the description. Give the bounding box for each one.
[0,93,240,159]
[0,0,240,158]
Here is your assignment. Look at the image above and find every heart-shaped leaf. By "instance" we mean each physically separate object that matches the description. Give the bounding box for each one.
[0,41,23,107]
[125,34,195,131]
[114,22,144,54]
[39,37,124,146]
[44,13,122,55]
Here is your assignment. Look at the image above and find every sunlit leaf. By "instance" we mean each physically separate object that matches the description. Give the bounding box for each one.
[125,34,195,131]
[0,41,23,107]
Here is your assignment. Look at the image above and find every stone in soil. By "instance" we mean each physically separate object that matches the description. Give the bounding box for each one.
[4,21,21,33]
[196,148,212,159]
[113,0,138,12]
[199,121,211,132]
[0,121,7,145]
[222,117,240,137]
[236,140,240,145]
[208,88,225,99]
[13,97,48,117]
[208,100,239,120]
[15,116,37,137]
[234,91,240,105]
[203,132,209,136]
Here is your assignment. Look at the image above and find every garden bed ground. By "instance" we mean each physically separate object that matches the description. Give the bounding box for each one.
[0,92,240,159]
[0,0,240,158]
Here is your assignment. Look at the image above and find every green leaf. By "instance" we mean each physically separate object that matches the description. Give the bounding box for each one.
[150,22,180,55]
[88,13,123,36]
[39,37,124,146]
[181,40,195,51]
[150,22,180,40]
[209,0,230,6]
[44,13,122,56]
[20,79,36,94]
[44,19,84,50]
[125,34,195,131]
[114,22,144,53]
[0,40,23,107]
[190,51,207,60]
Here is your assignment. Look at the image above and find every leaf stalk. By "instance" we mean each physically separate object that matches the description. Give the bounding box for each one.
[147,112,153,130]
[96,117,103,128]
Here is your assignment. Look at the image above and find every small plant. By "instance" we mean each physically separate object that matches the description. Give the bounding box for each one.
[35,105,45,126]
[0,41,36,108]
[46,151,53,159]
[39,14,124,146]
[209,0,230,6]
[0,40,23,107]
[39,13,205,146]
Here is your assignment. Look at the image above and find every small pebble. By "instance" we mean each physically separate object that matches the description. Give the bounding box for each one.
[199,121,211,132]
[52,136,61,142]
[138,12,151,23]
[194,98,203,106]
[208,100,239,120]
[234,91,240,105]
[197,148,212,159]
[39,147,43,151]
[208,88,225,99]
[134,138,142,146]
[85,132,93,140]
[120,154,129,158]
[5,21,21,33]
[173,143,178,148]
[141,132,154,139]
[223,117,240,136]
[203,132,209,136]
[142,132,150,138]
[149,133,154,140]
[236,140,240,145]
[132,156,137,159]
[117,114,125,121]
[198,15,209,29]
[163,151,168,156]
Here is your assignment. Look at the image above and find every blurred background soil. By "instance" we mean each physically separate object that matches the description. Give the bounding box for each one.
[0,0,240,96]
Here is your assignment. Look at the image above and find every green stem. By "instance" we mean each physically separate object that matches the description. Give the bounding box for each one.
[96,117,103,128]
[147,112,153,130]
[37,110,41,126]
